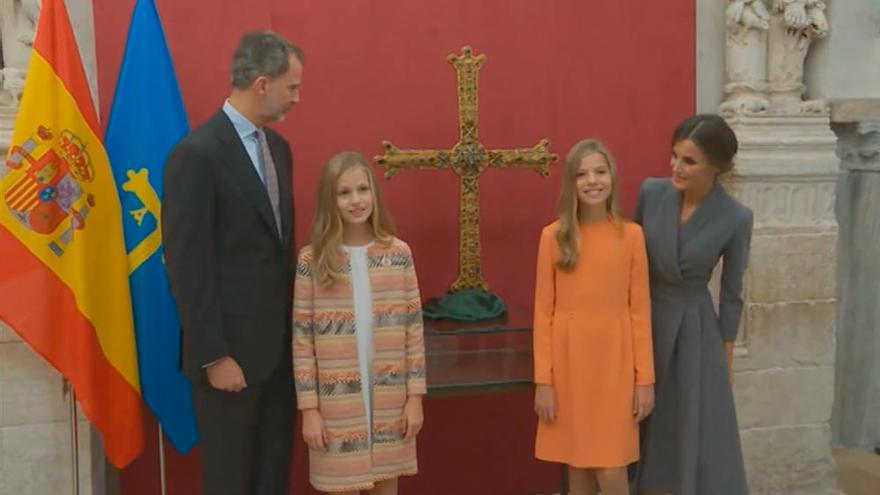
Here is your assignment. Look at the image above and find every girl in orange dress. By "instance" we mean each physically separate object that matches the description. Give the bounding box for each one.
[533,139,655,495]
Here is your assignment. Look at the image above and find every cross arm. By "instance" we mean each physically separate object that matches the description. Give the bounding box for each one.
[374,141,451,179]
[487,139,559,176]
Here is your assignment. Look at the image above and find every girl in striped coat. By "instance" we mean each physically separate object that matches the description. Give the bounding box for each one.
[293,151,426,494]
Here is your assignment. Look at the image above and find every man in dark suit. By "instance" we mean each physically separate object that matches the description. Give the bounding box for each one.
[162,31,302,495]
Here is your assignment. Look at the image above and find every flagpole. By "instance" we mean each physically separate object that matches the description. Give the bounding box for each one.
[67,381,80,495]
[158,425,167,495]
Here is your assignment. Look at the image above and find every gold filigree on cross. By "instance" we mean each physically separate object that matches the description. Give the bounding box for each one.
[375,46,558,292]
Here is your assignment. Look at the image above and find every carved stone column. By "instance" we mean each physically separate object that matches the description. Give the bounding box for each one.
[719,1,842,494]
[831,113,880,452]
[724,115,840,495]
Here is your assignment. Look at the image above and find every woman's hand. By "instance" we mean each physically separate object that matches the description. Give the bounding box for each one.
[633,384,655,422]
[534,384,556,424]
[403,396,424,440]
[302,408,327,451]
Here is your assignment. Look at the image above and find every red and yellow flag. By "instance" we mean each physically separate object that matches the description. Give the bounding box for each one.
[0,0,143,467]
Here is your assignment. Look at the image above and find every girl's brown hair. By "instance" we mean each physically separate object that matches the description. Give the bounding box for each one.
[554,139,622,271]
[308,151,395,285]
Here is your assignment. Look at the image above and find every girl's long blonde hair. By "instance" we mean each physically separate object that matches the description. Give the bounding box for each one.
[308,151,395,285]
[554,139,622,271]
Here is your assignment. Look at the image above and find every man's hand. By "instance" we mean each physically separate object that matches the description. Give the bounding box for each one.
[206,356,247,392]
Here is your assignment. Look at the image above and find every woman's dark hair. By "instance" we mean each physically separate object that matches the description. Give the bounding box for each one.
[671,114,738,173]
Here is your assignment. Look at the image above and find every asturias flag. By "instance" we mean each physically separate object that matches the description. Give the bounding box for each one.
[105,0,198,454]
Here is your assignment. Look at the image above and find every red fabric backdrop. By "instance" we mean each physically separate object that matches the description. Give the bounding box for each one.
[92,1,694,493]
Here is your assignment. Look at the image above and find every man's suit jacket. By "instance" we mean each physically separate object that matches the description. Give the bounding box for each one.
[162,109,296,385]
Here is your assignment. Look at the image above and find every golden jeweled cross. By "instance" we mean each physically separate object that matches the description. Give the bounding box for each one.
[376,46,557,292]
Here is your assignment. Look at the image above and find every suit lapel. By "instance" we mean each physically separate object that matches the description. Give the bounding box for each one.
[209,111,280,240]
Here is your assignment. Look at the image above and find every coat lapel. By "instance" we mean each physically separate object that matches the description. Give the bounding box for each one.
[679,180,723,244]
[210,111,280,240]
[656,182,685,283]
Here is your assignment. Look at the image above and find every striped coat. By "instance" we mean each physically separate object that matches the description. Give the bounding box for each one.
[293,238,427,492]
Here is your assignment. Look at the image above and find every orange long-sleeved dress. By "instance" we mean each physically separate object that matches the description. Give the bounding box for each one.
[533,219,654,468]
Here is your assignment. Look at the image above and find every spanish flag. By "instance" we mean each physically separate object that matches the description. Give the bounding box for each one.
[0,0,143,468]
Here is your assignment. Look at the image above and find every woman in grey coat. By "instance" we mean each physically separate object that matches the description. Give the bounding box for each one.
[634,114,752,495]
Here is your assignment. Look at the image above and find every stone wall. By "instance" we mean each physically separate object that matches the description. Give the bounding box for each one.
[831,116,880,451]
[806,0,880,101]
[695,0,880,490]
[696,0,727,112]
[0,322,97,495]
[725,115,841,495]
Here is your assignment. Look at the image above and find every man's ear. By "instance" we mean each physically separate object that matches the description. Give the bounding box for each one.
[253,76,269,94]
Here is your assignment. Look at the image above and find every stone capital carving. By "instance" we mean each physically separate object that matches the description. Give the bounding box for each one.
[721,0,829,117]
[835,121,880,171]
[722,0,771,115]
[724,115,839,233]
[767,0,828,114]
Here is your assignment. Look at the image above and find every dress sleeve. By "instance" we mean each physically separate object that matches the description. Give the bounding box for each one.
[718,210,754,342]
[402,244,427,396]
[533,227,556,385]
[629,225,655,385]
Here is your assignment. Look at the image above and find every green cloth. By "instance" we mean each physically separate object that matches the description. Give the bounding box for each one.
[422,289,507,321]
